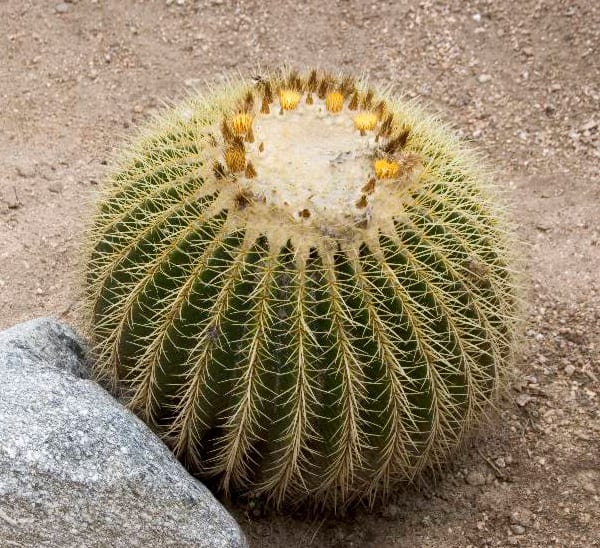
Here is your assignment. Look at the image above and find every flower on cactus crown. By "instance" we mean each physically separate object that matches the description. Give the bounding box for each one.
[278,89,301,110]
[325,91,344,113]
[224,144,246,172]
[230,113,253,136]
[353,112,378,133]
[374,158,400,179]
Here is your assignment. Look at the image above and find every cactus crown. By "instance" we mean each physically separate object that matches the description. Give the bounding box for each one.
[84,67,520,510]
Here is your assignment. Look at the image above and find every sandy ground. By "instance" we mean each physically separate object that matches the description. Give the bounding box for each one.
[1,1,599,546]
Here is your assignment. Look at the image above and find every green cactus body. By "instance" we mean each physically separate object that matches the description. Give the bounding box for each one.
[85,68,520,509]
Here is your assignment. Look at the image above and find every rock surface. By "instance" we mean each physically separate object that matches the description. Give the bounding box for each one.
[0,318,247,548]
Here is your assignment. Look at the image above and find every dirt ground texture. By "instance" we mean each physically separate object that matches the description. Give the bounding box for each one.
[1,0,599,546]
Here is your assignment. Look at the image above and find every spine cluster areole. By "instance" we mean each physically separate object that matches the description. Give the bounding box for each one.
[84,67,521,510]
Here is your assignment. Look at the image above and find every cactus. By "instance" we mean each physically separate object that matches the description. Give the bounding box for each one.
[84,68,520,510]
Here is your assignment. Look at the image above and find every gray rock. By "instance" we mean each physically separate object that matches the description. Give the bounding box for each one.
[0,318,247,548]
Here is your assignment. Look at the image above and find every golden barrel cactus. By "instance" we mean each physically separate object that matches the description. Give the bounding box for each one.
[84,68,520,510]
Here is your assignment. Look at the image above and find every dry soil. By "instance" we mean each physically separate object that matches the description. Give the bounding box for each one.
[1,1,599,547]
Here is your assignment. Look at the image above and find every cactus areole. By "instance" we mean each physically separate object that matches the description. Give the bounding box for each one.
[85,68,519,510]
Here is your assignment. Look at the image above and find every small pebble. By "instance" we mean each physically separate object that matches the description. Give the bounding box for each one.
[16,165,36,178]
[516,393,533,407]
[581,120,598,132]
[466,470,486,486]
[382,504,400,520]
[511,507,534,527]
[510,524,526,535]
[582,481,597,494]
[478,74,492,84]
